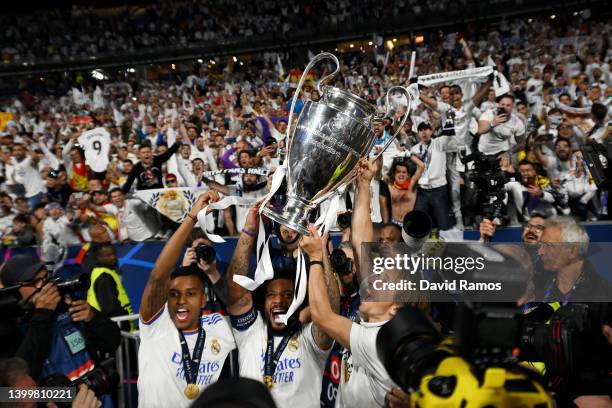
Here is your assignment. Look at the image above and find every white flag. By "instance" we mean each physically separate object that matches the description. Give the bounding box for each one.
[72,87,87,106]
[93,86,105,110]
[276,54,285,78]
[78,127,111,173]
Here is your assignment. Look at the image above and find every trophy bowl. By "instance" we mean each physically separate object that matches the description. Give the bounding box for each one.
[261,53,410,235]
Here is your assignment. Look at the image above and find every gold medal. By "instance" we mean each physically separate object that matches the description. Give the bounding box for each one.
[184,384,199,400]
[263,375,274,390]
[288,336,299,352]
[211,339,221,355]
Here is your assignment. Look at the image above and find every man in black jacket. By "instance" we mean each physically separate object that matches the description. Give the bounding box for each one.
[121,138,182,193]
[1,254,121,380]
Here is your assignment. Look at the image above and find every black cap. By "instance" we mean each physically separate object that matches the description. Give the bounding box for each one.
[1,254,47,287]
[417,122,432,131]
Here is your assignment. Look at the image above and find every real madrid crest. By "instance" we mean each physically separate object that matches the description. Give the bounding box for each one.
[288,335,299,352]
[211,339,221,355]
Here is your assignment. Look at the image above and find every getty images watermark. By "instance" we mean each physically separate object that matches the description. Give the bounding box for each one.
[371,251,498,291]
[360,242,612,303]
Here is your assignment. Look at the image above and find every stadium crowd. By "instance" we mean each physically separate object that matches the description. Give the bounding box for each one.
[1,0,457,65]
[0,5,611,408]
[0,13,610,249]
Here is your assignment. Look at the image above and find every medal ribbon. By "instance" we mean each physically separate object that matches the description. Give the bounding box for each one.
[264,325,299,383]
[178,327,207,385]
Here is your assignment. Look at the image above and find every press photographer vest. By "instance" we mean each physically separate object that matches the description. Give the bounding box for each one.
[87,267,135,330]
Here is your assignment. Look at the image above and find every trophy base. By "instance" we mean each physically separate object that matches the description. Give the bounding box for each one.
[260,196,313,236]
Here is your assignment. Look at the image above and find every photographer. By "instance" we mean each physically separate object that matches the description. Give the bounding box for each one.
[477,94,526,156]
[182,236,229,309]
[1,254,121,382]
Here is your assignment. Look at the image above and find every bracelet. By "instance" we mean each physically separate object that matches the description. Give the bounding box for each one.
[309,260,324,268]
[187,213,197,222]
[241,228,256,237]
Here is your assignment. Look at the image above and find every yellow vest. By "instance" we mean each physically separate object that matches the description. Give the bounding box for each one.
[87,266,135,331]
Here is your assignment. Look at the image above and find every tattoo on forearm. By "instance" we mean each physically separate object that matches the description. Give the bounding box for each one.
[323,263,340,313]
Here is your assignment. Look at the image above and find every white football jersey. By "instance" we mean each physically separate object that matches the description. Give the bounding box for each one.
[231,308,329,408]
[78,127,111,172]
[337,321,397,408]
[137,305,236,408]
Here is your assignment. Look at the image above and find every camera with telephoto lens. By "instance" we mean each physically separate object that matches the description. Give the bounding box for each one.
[337,211,352,230]
[329,248,353,276]
[40,358,119,404]
[195,243,216,264]
[47,274,90,295]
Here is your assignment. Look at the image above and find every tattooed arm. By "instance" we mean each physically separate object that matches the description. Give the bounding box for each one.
[301,225,346,350]
[226,202,261,316]
[139,191,220,321]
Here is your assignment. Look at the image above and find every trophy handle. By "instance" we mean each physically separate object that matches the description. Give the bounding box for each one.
[286,52,340,153]
[370,86,412,162]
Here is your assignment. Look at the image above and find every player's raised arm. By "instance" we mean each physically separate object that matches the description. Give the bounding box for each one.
[139,191,220,321]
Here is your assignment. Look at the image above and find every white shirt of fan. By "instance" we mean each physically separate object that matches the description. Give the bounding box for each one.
[137,304,236,408]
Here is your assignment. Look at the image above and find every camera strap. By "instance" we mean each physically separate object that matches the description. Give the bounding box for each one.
[263,324,299,389]
[178,325,206,387]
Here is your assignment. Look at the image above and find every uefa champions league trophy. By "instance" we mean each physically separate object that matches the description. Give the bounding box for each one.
[261,52,411,235]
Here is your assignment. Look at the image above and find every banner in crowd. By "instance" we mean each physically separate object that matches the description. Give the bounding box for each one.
[134,187,204,223]
[201,167,269,178]
[78,127,111,172]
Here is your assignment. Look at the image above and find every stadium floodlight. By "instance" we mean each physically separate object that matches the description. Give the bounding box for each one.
[91,70,105,80]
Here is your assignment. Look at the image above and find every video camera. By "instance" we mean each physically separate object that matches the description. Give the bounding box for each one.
[377,300,612,405]
[462,150,508,227]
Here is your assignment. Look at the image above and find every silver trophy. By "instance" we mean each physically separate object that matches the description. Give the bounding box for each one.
[261,53,411,235]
